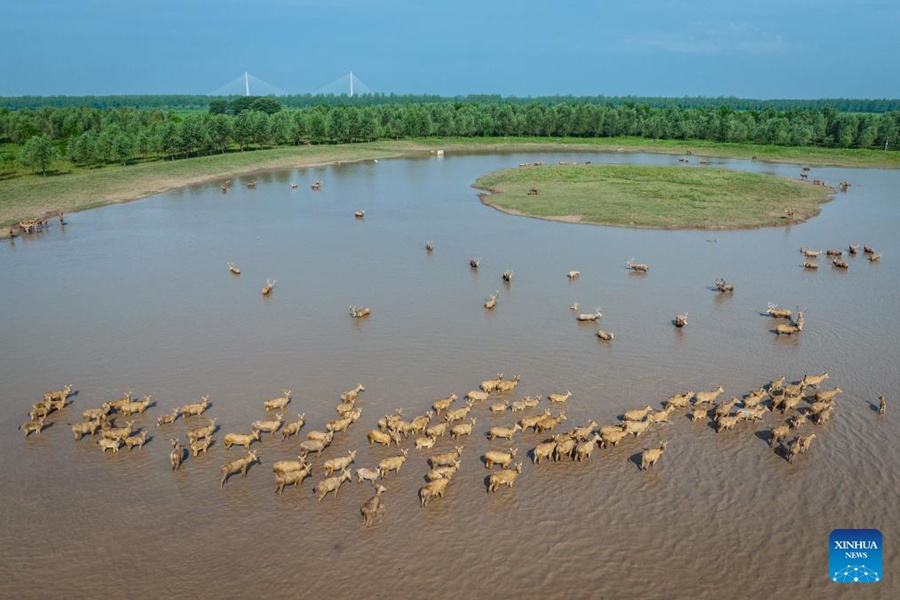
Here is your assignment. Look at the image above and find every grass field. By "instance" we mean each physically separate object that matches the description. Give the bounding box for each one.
[473,164,835,229]
[1,136,895,232]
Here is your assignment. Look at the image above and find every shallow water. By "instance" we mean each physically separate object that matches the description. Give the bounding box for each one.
[1,151,898,599]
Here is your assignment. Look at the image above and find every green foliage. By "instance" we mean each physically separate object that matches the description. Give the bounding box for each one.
[0,98,899,179]
[18,134,55,174]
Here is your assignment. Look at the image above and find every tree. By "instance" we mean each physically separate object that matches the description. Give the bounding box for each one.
[19,134,55,174]
[111,132,134,165]
[205,113,233,153]
[68,131,97,166]
[249,96,282,115]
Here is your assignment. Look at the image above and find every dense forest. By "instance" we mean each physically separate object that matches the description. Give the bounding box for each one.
[2,96,899,176]
[3,94,900,113]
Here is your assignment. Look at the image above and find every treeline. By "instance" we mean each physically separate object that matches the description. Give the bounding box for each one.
[3,94,900,113]
[3,102,899,175]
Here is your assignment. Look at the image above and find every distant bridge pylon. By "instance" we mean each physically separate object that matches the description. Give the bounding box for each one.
[313,71,373,97]
[212,72,287,96]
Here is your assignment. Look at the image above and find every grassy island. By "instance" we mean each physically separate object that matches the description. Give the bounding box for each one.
[473,164,835,229]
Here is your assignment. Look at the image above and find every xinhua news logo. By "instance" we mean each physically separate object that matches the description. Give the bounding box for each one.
[829,529,882,583]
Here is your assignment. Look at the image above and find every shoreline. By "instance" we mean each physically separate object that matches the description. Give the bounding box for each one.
[1,138,895,238]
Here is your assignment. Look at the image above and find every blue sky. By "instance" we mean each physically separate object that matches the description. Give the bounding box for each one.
[4,0,898,98]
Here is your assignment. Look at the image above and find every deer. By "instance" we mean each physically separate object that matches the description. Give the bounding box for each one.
[626,259,649,273]
[349,306,371,318]
[801,372,829,389]
[227,263,241,275]
[826,249,843,258]
[180,395,209,418]
[19,416,47,437]
[766,303,792,319]
[324,450,357,476]
[495,375,521,392]
[694,386,725,406]
[450,417,477,439]
[70,420,102,440]
[567,270,581,281]
[354,210,365,219]
[102,419,135,441]
[107,391,134,413]
[640,442,668,470]
[715,278,734,293]
[487,463,523,493]
[98,437,123,453]
[425,241,434,253]
[300,434,334,457]
[848,244,859,255]
[831,258,849,269]
[251,413,284,437]
[576,307,602,322]
[281,413,306,440]
[119,395,153,416]
[675,313,688,328]
[665,391,693,410]
[775,308,804,335]
[43,384,73,405]
[409,410,434,433]
[224,429,260,450]
[432,393,458,414]
[189,435,213,456]
[361,484,387,526]
[311,180,322,190]
[502,270,513,283]
[170,439,185,471]
[82,402,113,422]
[878,396,886,415]
[429,446,464,469]
[262,279,276,296]
[341,384,366,403]
[378,449,409,478]
[480,373,505,393]
[157,407,180,426]
[484,291,499,310]
[868,252,883,262]
[803,260,819,269]
[548,391,572,404]
[420,477,450,507]
[264,390,291,411]
[596,329,615,341]
[275,463,312,495]
[220,450,259,486]
[187,418,217,445]
[799,247,822,258]
[470,257,481,269]
[487,424,521,441]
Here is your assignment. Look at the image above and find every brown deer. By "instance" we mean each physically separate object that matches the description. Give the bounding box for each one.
[262,279,276,296]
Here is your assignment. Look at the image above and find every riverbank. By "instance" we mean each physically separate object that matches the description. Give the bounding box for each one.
[2,136,897,235]
[473,164,834,230]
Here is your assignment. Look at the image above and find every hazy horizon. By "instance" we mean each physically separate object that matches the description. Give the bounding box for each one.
[4,1,898,99]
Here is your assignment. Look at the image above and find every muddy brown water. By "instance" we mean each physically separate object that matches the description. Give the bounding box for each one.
[1,152,898,599]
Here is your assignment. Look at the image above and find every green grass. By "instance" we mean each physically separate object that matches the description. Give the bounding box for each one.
[473,164,835,229]
[1,136,895,231]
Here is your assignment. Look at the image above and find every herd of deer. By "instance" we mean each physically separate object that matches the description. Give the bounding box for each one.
[23,365,881,530]
[800,243,882,271]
